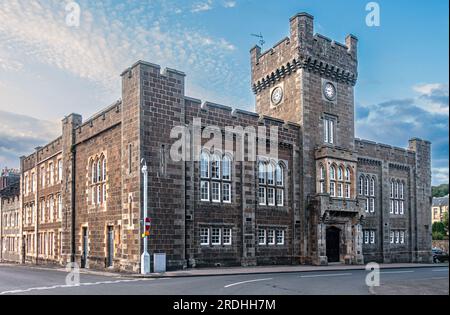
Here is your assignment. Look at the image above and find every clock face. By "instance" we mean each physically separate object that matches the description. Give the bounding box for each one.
[323,82,337,101]
[271,87,283,105]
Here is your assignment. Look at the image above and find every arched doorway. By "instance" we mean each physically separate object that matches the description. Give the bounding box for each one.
[326,227,340,263]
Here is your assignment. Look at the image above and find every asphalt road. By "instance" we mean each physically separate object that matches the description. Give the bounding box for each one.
[0,264,447,295]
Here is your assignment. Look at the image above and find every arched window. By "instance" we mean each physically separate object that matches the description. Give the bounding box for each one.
[330,166,336,197]
[330,166,336,181]
[91,160,96,184]
[338,167,344,181]
[211,154,221,179]
[345,168,351,182]
[102,158,106,181]
[400,182,404,200]
[276,164,284,186]
[267,163,275,185]
[320,165,326,180]
[370,177,375,196]
[222,155,231,181]
[97,159,101,182]
[200,152,210,178]
[365,177,370,196]
[359,176,364,196]
[390,180,394,198]
[395,181,399,199]
[258,162,266,185]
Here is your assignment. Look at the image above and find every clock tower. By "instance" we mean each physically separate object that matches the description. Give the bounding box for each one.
[251,13,364,265]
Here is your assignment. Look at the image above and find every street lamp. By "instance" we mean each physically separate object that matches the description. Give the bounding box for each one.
[140,159,150,275]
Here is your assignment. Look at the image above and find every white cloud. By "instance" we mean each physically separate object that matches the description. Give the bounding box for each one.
[0,0,239,99]
[223,1,236,8]
[191,1,213,13]
[413,83,449,115]
[433,167,449,186]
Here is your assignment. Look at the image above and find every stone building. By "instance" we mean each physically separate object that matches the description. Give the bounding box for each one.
[15,13,432,272]
[0,181,21,263]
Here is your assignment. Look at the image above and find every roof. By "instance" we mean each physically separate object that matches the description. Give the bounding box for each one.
[0,181,20,198]
[432,195,449,207]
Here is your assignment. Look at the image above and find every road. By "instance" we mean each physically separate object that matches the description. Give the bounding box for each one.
[0,264,447,295]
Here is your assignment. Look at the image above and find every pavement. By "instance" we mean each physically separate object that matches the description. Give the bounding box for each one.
[0,262,448,295]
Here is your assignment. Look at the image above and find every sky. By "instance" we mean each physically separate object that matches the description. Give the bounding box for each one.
[0,0,448,185]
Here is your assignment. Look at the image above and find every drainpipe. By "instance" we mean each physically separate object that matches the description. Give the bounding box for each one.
[70,144,77,263]
[140,159,150,274]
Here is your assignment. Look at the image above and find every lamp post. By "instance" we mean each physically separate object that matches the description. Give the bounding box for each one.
[140,159,150,275]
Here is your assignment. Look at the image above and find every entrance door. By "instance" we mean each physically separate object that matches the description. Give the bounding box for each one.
[81,227,88,268]
[326,227,340,263]
[107,226,114,267]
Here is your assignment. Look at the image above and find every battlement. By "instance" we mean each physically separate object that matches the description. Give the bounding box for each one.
[121,60,186,80]
[251,12,358,93]
[184,96,300,131]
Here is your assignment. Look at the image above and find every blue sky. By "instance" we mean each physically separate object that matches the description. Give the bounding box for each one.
[0,0,448,184]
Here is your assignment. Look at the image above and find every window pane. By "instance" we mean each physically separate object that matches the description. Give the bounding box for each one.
[223,156,231,180]
[276,230,285,245]
[223,229,232,245]
[267,230,275,245]
[267,188,275,206]
[223,183,231,203]
[276,189,284,206]
[211,182,220,202]
[258,187,266,205]
[267,164,274,185]
[258,229,266,245]
[211,228,221,245]
[258,163,266,184]
[276,164,284,186]
[200,153,209,178]
[211,155,221,179]
[200,181,209,201]
[200,228,209,245]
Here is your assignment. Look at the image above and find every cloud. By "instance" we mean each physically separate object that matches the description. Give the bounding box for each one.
[0,0,241,103]
[223,1,236,8]
[356,83,449,185]
[191,1,213,13]
[413,83,449,115]
[0,110,60,169]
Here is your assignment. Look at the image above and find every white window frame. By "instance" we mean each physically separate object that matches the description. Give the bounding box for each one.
[370,198,375,213]
[222,183,231,203]
[258,229,266,245]
[258,187,266,206]
[276,189,284,207]
[267,230,276,245]
[223,228,232,246]
[200,152,210,179]
[267,188,275,206]
[330,182,336,197]
[390,231,395,244]
[267,163,274,186]
[276,230,285,245]
[200,181,210,202]
[276,164,284,186]
[222,155,231,181]
[370,230,375,244]
[211,154,221,180]
[364,231,369,244]
[200,228,210,246]
[400,201,404,215]
[400,231,405,244]
[345,184,351,199]
[211,182,221,203]
[211,228,221,245]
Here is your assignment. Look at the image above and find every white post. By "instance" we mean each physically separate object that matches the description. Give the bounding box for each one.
[140,160,150,274]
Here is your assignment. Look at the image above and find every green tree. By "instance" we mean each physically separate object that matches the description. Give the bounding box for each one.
[432,184,449,198]
[433,221,446,234]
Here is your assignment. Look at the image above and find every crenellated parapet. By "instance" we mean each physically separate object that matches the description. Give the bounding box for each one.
[251,12,358,95]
